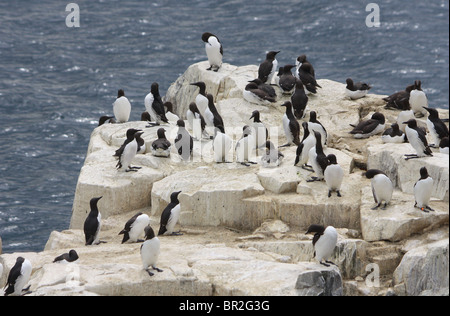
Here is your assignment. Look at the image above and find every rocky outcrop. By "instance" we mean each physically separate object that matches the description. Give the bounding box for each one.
[1,61,448,296]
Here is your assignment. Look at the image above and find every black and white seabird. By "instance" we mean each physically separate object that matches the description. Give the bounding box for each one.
[190,82,209,117]
[186,102,210,140]
[383,83,415,110]
[213,125,232,163]
[114,128,142,159]
[345,78,371,100]
[414,167,435,213]
[116,130,144,172]
[248,78,277,98]
[83,196,104,246]
[308,111,327,147]
[305,225,338,267]
[294,122,316,171]
[164,102,180,124]
[278,65,297,94]
[403,119,433,160]
[202,32,223,72]
[3,257,32,296]
[236,125,257,167]
[364,169,393,210]
[205,94,225,130]
[151,128,172,158]
[381,123,406,144]
[440,137,449,154]
[114,128,145,158]
[175,120,194,161]
[296,55,321,94]
[281,101,301,147]
[291,79,309,119]
[159,191,182,236]
[243,82,276,105]
[424,107,449,147]
[119,212,151,244]
[140,225,163,277]
[98,115,115,126]
[308,131,329,182]
[409,80,428,117]
[350,112,386,139]
[250,110,269,156]
[145,82,169,127]
[113,89,131,123]
[261,141,284,168]
[53,250,79,264]
[258,51,280,84]
[324,154,344,198]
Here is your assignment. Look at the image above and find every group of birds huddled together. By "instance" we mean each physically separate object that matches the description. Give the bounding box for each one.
[2,32,448,296]
[1,190,183,296]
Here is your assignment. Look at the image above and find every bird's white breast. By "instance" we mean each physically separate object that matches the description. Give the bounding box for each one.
[414,177,433,208]
[141,237,160,269]
[113,97,131,123]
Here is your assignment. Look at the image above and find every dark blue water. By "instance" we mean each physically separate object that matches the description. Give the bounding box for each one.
[0,0,448,253]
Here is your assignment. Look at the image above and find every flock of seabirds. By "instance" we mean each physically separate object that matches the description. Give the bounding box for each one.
[2,32,449,296]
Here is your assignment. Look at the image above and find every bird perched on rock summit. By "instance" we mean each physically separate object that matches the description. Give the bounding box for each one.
[202,32,223,72]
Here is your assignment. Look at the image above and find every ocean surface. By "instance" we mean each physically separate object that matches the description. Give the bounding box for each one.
[0,0,448,253]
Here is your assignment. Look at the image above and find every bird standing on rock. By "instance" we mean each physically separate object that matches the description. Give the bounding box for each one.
[258,50,280,85]
[159,191,183,236]
[307,131,329,182]
[4,257,32,296]
[281,101,301,147]
[145,82,169,127]
[409,80,428,118]
[186,102,209,140]
[113,89,131,123]
[175,120,194,161]
[306,225,338,267]
[403,119,433,160]
[414,167,435,213]
[291,79,309,119]
[324,154,344,198]
[424,107,449,148]
[190,82,209,117]
[364,169,393,210]
[119,213,151,244]
[308,111,327,147]
[202,32,223,72]
[205,94,225,131]
[84,196,105,246]
[296,55,321,94]
[140,225,163,277]
[294,122,316,171]
[116,130,144,172]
